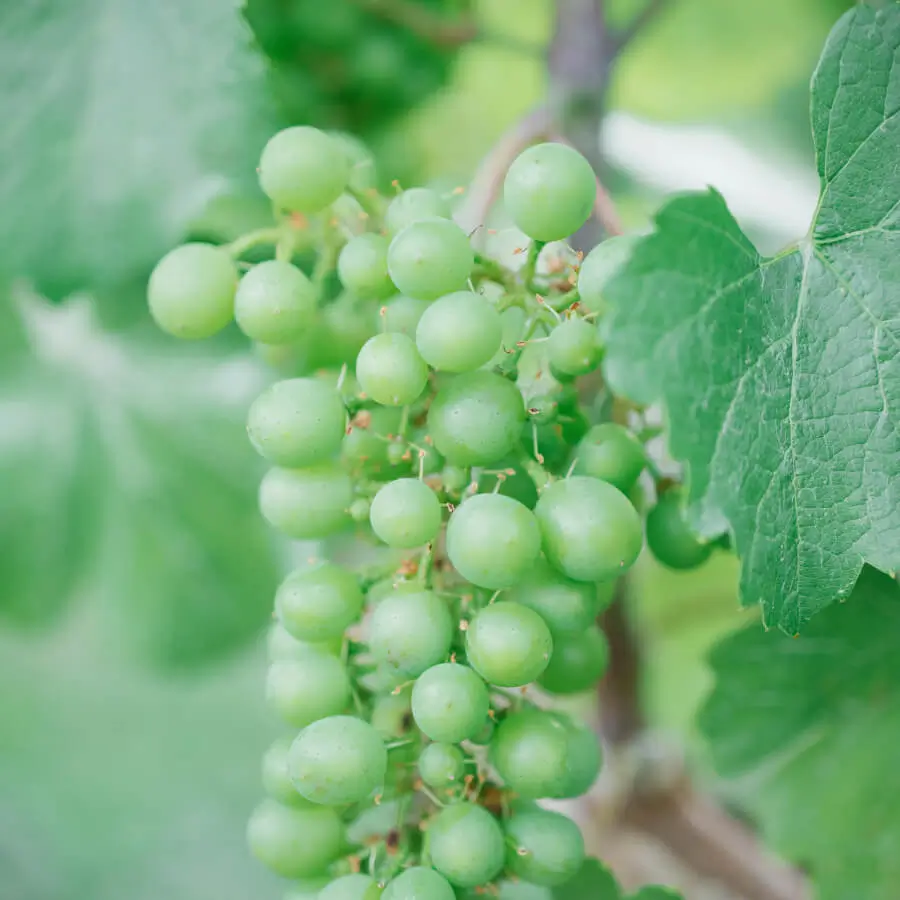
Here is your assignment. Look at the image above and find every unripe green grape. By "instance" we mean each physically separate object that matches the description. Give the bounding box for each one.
[411,663,490,743]
[342,407,406,478]
[412,430,444,476]
[427,371,526,466]
[259,464,352,539]
[357,332,429,406]
[470,717,495,746]
[415,291,502,372]
[262,737,314,807]
[247,378,347,468]
[284,875,333,900]
[246,798,343,878]
[525,393,559,425]
[441,464,470,494]
[418,742,466,790]
[476,460,539,510]
[289,715,387,806]
[577,234,640,315]
[267,621,343,661]
[489,709,569,798]
[371,687,414,740]
[646,490,712,570]
[320,874,379,900]
[386,187,451,234]
[275,562,364,642]
[428,803,505,888]
[446,494,541,590]
[382,294,432,338]
[259,126,350,213]
[338,233,395,299]
[265,653,350,728]
[465,602,552,687]
[504,810,585,887]
[497,882,553,900]
[387,218,474,301]
[538,626,609,694]
[369,590,453,677]
[331,131,378,192]
[546,318,602,376]
[350,497,371,522]
[147,243,237,339]
[386,440,409,467]
[383,866,455,900]
[234,260,316,344]
[555,719,602,799]
[535,476,642,582]
[506,558,597,637]
[573,423,646,495]
[503,143,595,242]
[370,478,442,548]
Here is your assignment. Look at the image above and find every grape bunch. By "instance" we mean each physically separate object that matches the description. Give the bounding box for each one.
[148,125,712,899]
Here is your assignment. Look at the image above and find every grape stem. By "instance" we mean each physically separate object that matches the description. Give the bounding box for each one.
[224,227,282,258]
[521,239,546,291]
[417,542,435,588]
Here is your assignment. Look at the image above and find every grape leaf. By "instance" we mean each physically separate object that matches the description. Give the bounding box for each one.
[0,289,278,665]
[603,1,900,632]
[699,566,900,900]
[0,0,277,297]
[552,859,621,899]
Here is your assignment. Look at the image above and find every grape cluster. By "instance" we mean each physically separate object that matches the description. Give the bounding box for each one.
[148,124,712,898]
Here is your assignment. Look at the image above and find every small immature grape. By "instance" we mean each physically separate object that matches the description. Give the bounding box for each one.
[427,371,526,466]
[546,318,602,376]
[267,621,343,661]
[370,478,442,548]
[147,243,237,339]
[382,294,432,338]
[503,143,596,242]
[506,558,598,637]
[338,233,394,299]
[535,475,642,582]
[246,798,343,878]
[247,378,346,467]
[331,130,378,192]
[319,874,379,900]
[577,234,640,315]
[275,562,363,642]
[289,715,387,806]
[411,663,490,743]
[386,187,451,234]
[465,602,552,687]
[489,710,569,798]
[573,423,645,495]
[342,406,406,477]
[383,866,456,900]
[284,876,333,900]
[415,291,502,372]
[350,497,371,522]
[538,626,609,695]
[371,686,413,739]
[428,803,506,888]
[356,332,429,406]
[387,218,474,300]
[234,260,316,344]
[555,719,602,799]
[369,590,453,677]
[441,464,470,494]
[445,493,541,589]
[504,809,585,886]
[418,742,466,788]
[646,490,712,570]
[258,126,350,213]
[259,464,352,539]
[265,653,350,728]
[262,736,313,807]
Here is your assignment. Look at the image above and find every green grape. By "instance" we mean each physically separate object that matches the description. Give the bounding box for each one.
[234,260,316,344]
[386,187,451,234]
[289,715,387,806]
[577,234,640,315]
[411,663,490,743]
[247,378,347,468]
[258,126,350,213]
[383,866,456,900]
[342,406,406,478]
[534,476,642,582]
[465,602,552,687]
[246,798,343,878]
[259,464,353,539]
[646,490,712,570]
[411,429,444,476]
[262,737,315,808]
[275,562,363,642]
[284,875,333,900]
[371,686,414,739]
[356,332,429,406]
[415,291,502,372]
[555,719,602,799]
[506,558,598,637]
[369,589,453,677]
[382,294,432,338]
[320,874,379,900]
[489,709,569,798]
[350,497,372,522]
[525,393,559,425]
[504,809,585,887]
[503,143,595,242]
[546,318,602,376]
[573,423,645,495]
[445,494,541,589]
[265,653,350,728]
[147,243,237,339]
[441,464,470,495]
[338,233,395,299]
[497,881,553,900]
[538,625,609,694]
[386,440,410,467]
[387,218,474,300]
[470,716,495,746]
[331,131,378,192]
[427,371,526,466]
[476,459,539,510]
[428,803,505,888]
[418,742,466,789]
[267,621,343,661]
[370,478,442,548]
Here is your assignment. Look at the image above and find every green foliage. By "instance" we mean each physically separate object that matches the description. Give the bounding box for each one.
[604,1,900,632]
[550,858,683,900]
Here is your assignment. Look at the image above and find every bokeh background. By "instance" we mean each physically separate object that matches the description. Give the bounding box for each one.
[0,1,850,897]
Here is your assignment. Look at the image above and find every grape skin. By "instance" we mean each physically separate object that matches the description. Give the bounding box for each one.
[411,663,490,743]
[265,653,350,728]
[489,709,569,798]
[577,234,640,315]
[546,317,602,376]
[646,490,713,570]
[369,477,442,548]
[383,867,456,900]
[319,874,379,900]
[504,809,585,886]
[275,562,363,642]
[538,625,609,695]
[356,332,429,406]
[415,290,503,372]
[234,260,316,344]
[573,423,646,494]
[338,233,395,299]
[259,464,353,539]
[428,802,506,888]
[418,742,466,788]
[506,558,598,636]
[261,737,314,808]
[386,187,451,234]
[387,218,474,301]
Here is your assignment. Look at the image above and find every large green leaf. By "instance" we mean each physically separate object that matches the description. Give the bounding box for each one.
[0,289,278,665]
[699,566,900,900]
[0,0,277,297]
[604,2,900,632]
